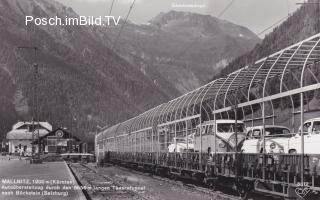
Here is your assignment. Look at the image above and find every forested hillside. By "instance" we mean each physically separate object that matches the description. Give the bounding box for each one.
[213,2,320,80]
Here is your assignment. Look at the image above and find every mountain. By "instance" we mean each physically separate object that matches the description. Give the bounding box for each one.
[0,0,174,141]
[0,0,259,141]
[213,1,320,80]
[108,10,260,93]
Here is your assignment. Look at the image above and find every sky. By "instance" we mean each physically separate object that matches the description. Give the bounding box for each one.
[56,0,302,38]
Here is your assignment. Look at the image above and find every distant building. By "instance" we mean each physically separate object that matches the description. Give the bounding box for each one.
[33,128,87,154]
[6,121,53,156]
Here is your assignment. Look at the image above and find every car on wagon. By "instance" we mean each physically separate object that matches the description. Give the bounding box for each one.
[287,117,320,154]
[194,119,246,153]
[242,125,292,153]
[168,136,194,153]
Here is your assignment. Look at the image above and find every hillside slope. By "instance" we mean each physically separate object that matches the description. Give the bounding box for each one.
[108,11,260,93]
[213,2,320,80]
[0,0,261,141]
[0,0,173,140]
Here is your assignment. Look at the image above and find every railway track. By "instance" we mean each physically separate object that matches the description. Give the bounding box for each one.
[70,162,279,200]
[92,163,242,200]
[111,165,241,200]
[68,163,148,200]
[103,164,279,200]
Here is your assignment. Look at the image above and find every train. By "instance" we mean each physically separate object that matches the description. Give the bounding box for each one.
[96,33,320,200]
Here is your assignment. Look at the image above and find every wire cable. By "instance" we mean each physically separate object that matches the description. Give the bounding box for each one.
[257,14,291,36]
[217,0,235,18]
[111,0,136,51]
[286,0,290,16]
[108,0,116,16]
[105,0,136,69]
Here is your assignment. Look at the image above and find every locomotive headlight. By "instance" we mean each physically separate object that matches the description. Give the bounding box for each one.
[270,142,276,149]
[219,142,226,148]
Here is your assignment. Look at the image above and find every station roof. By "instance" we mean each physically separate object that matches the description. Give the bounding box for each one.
[12,121,52,132]
[33,128,81,144]
[7,129,49,140]
[7,121,53,140]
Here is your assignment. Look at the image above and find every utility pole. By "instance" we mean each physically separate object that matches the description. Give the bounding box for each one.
[17,46,40,161]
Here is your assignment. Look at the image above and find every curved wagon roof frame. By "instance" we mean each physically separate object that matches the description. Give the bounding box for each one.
[97,33,320,141]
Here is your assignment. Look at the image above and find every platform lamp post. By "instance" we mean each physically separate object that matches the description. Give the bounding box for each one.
[17,46,40,161]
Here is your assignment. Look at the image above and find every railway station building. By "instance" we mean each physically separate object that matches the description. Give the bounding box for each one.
[33,128,87,154]
[6,121,53,156]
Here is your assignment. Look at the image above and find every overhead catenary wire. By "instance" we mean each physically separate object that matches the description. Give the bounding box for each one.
[111,0,136,51]
[257,14,291,36]
[105,0,136,69]
[108,0,116,16]
[217,0,235,18]
[257,1,312,37]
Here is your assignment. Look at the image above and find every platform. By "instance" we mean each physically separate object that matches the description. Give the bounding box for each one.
[0,158,86,200]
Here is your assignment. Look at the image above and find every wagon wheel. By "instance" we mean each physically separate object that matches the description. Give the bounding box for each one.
[235,179,251,200]
[172,174,178,181]
[208,180,217,191]
[204,176,217,191]
[237,187,249,200]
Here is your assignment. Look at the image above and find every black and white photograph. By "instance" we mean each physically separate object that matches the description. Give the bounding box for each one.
[0,0,320,199]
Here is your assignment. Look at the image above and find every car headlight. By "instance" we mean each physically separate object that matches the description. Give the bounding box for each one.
[279,146,284,152]
[270,142,276,149]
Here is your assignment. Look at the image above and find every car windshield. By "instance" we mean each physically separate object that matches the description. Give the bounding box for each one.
[174,138,186,143]
[265,127,290,137]
[217,123,244,133]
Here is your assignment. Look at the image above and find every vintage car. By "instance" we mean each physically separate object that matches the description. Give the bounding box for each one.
[287,117,320,154]
[194,119,246,153]
[242,125,292,153]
